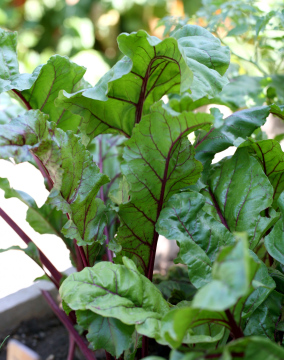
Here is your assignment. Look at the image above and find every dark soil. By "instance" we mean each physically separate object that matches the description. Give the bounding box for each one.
[0,315,170,360]
[0,315,81,360]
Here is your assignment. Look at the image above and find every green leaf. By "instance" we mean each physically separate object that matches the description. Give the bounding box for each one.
[20,55,89,132]
[194,106,270,171]
[156,192,235,288]
[265,193,284,265]
[76,310,135,358]
[239,138,284,208]
[116,103,212,274]
[0,29,41,93]
[60,256,170,325]
[244,291,282,340]
[171,25,230,100]
[270,104,284,121]
[55,25,229,141]
[202,147,277,249]
[0,110,109,257]
[55,29,192,139]
[192,233,253,311]
[159,305,226,348]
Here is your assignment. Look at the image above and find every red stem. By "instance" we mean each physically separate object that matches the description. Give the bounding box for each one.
[31,153,53,191]
[67,334,76,360]
[0,207,62,287]
[41,290,96,360]
[11,89,32,110]
[225,309,244,339]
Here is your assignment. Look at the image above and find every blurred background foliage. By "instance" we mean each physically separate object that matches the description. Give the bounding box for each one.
[0,0,283,108]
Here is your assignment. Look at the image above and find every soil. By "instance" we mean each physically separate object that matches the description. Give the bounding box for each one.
[0,315,170,360]
[0,315,81,360]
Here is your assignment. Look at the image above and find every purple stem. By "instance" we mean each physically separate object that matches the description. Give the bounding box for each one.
[225,309,244,339]
[0,207,62,287]
[67,334,76,360]
[11,89,32,110]
[41,290,96,360]
[31,153,53,191]
[99,135,113,262]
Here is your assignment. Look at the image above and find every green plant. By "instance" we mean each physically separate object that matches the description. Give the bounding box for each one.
[1,19,284,360]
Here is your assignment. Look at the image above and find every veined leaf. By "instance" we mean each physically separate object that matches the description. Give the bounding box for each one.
[20,55,88,132]
[60,256,170,324]
[244,291,282,340]
[194,106,270,171]
[239,138,284,208]
[76,310,135,358]
[171,25,230,101]
[116,103,212,274]
[156,192,235,288]
[55,30,192,139]
[55,25,229,140]
[202,147,278,249]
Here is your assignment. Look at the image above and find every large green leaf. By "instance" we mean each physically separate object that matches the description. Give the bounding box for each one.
[55,30,192,139]
[116,103,212,274]
[0,29,41,93]
[171,25,230,101]
[244,291,282,340]
[194,106,270,171]
[156,191,235,288]
[76,310,135,358]
[55,25,229,140]
[60,256,170,325]
[202,147,278,249]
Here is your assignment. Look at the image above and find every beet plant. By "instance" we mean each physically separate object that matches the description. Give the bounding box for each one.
[1,22,284,360]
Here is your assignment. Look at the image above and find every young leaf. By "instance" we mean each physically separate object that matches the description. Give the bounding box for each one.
[116,103,212,275]
[60,256,170,324]
[202,147,277,249]
[156,191,235,288]
[76,310,135,358]
[194,106,270,171]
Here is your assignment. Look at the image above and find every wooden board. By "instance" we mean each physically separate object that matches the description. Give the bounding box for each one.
[7,339,41,360]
